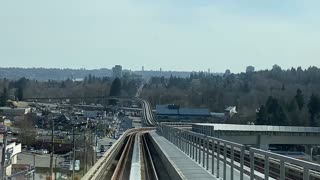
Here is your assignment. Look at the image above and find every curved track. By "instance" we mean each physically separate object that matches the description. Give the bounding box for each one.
[134,98,157,126]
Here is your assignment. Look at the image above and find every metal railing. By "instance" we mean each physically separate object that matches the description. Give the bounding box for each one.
[157,124,320,180]
[158,124,246,180]
[250,148,320,180]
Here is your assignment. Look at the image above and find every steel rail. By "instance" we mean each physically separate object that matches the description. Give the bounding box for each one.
[111,134,135,180]
[141,134,159,180]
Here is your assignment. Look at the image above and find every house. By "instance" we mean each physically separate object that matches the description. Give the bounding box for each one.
[0,107,31,118]
[83,111,106,119]
[225,106,237,117]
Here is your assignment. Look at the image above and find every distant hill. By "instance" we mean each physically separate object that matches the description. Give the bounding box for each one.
[0,68,112,81]
[0,67,220,81]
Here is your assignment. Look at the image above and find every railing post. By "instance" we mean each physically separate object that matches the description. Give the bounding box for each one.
[264,156,269,180]
[240,147,244,180]
[178,129,181,149]
[250,150,254,180]
[303,167,309,180]
[187,134,190,156]
[175,129,177,146]
[231,146,234,180]
[195,136,198,162]
[280,160,285,180]
[183,131,186,153]
[203,136,205,167]
[217,141,220,178]
[188,133,190,156]
[198,136,201,164]
[184,131,186,153]
[192,135,195,160]
[212,139,215,175]
[206,137,209,170]
[223,143,227,180]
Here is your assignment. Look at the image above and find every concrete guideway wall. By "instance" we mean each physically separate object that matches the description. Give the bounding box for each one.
[82,127,155,180]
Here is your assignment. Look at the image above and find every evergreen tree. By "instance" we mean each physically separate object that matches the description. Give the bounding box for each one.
[295,88,304,110]
[16,87,24,101]
[265,96,288,125]
[0,87,8,106]
[109,78,122,97]
[308,94,320,126]
[109,78,122,105]
[256,105,267,125]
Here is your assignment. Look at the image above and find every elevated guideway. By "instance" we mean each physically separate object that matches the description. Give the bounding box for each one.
[192,123,320,150]
[82,99,320,180]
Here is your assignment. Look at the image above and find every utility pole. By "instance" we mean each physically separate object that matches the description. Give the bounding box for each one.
[33,153,36,180]
[49,116,54,180]
[1,132,7,179]
[83,127,87,175]
[55,155,59,180]
[94,124,98,163]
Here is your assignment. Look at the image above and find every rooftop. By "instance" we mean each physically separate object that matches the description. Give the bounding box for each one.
[156,105,210,116]
[194,123,320,133]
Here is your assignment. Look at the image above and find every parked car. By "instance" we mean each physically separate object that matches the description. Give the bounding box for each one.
[99,145,105,153]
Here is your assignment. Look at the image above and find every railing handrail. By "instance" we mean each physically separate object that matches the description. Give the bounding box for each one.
[251,147,320,171]
[158,123,320,180]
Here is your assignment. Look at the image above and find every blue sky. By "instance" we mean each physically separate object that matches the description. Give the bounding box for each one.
[0,0,320,73]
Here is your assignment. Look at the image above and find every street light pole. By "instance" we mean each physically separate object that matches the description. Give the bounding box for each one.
[33,153,36,180]
[72,124,76,180]
[49,116,54,180]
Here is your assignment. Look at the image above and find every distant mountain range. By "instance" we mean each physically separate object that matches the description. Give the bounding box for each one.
[0,67,220,81]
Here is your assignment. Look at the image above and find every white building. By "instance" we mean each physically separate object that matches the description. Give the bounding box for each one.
[0,142,22,177]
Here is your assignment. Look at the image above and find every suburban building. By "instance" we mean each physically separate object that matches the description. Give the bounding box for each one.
[156,104,211,121]
[225,69,231,76]
[0,142,22,177]
[0,107,31,118]
[112,65,122,78]
[246,66,255,73]
[83,111,107,119]
[120,117,133,131]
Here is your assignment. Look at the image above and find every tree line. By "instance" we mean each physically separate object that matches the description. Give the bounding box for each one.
[0,75,140,105]
[141,66,320,126]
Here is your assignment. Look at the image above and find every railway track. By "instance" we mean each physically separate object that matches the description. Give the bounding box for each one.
[141,133,159,180]
[105,132,167,180]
